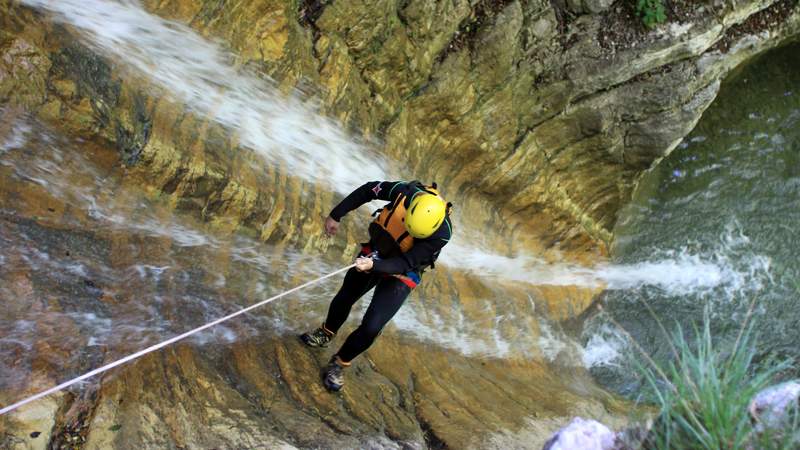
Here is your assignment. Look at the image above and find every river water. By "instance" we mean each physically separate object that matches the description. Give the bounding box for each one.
[591,42,800,393]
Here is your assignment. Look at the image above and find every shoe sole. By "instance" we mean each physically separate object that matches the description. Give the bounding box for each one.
[323,378,343,392]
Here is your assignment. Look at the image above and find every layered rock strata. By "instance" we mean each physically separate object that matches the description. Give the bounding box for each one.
[0,0,797,256]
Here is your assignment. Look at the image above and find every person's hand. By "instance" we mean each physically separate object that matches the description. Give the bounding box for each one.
[354,256,374,272]
[324,216,340,236]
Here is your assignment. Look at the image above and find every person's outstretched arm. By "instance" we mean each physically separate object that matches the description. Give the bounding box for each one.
[329,181,405,220]
[325,181,405,236]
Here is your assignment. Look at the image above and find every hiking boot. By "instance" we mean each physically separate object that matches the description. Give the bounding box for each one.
[323,356,348,392]
[300,325,334,348]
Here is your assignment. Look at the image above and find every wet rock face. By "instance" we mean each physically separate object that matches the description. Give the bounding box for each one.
[0,0,799,448]
[0,110,624,448]
[142,0,800,251]
[2,0,799,256]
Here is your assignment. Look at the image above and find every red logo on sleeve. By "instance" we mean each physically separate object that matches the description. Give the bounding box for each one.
[371,184,382,196]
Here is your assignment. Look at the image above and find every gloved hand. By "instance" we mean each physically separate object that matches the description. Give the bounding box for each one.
[354,256,374,272]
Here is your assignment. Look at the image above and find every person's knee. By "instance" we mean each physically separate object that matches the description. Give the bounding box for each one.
[359,319,385,340]
[329,293,352,309]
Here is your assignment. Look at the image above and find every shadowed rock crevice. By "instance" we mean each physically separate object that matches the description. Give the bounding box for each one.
[113,93,152,165]
[713,0,799,53]
[416,411,448,450]
[48,388,100,450]
[298,0,329,41]
[49,42,120,121]
[435,0,517,64]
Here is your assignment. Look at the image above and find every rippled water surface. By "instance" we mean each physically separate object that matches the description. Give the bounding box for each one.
[591,43,800,393]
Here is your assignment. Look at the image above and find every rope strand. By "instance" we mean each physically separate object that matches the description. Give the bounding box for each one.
[0,263,356,416]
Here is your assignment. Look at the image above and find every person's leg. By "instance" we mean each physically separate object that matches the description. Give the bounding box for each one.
[324,268,379,333]
[334,276,411,363]
[323,277,411,391]
[301,267,377,347]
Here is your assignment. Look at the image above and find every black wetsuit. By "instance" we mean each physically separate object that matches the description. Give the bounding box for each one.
[324,181,452,362]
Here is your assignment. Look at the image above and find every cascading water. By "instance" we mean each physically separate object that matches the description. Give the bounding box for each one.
[0,111,547,384]
[0,113,328,388]
[586,42,800,394]
[17,0,387,194]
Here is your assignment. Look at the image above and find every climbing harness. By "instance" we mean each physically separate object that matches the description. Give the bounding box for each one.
[358,246,420,289]
[0,263,356,416]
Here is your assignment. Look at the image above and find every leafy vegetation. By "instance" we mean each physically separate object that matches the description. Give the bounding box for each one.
[636,0,667,28]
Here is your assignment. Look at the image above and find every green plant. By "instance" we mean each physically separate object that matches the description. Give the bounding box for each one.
[635,315,798,449]
[636,0,667,28]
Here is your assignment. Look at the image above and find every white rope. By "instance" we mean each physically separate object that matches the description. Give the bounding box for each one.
[0,263,356,416]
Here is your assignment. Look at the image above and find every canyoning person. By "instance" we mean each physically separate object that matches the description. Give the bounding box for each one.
[300,181,453,391]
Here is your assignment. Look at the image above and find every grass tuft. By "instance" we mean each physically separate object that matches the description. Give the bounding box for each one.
[632,311,799,449]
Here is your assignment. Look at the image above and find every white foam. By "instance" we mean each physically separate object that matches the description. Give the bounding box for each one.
[581,324,626,368]
[132,265,171,281]
[0,321,37,352]
[391,303,518,358]
[445,239,718,291]
[537,319,581,363]
[443,222,772,305]
[0,120,31,153]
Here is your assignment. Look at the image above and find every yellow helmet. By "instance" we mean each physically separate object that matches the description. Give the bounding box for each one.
[405,191,447,239]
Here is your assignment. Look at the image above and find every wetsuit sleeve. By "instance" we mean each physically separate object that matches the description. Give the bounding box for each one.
[372,238,447,274]
[371,218,452,274]
[329,181,405,221]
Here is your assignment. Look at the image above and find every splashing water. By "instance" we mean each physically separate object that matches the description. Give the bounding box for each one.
[0,115,337,384]
[444,237,768,297]
[586,43,800,392]
[0,119,31,153]
[581,323,627,369]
